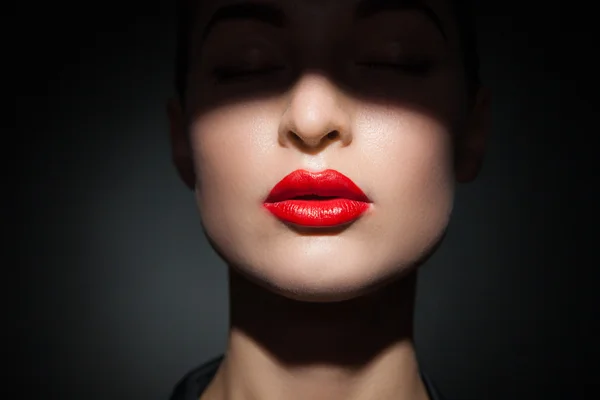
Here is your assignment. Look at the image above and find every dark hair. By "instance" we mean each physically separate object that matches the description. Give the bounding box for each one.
[174,0,480,101]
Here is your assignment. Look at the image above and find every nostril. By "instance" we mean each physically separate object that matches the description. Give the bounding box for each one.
[290,132,302,143]
[327,131,339,140]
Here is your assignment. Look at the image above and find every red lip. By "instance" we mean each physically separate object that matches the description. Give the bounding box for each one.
[263,169,371,227]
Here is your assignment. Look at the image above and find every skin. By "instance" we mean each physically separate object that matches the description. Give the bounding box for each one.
[168,0,490,399]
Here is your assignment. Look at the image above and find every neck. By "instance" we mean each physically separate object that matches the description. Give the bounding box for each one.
[202,268,430,400]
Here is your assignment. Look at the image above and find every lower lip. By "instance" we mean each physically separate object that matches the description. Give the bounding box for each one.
[263,199,370,227]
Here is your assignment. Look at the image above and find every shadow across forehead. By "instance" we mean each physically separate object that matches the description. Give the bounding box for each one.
[175,0,479,118]
[198,0,447,45]
[175,0,477,92]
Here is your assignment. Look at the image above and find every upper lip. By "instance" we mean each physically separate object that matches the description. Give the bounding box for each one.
[265,169,371,203]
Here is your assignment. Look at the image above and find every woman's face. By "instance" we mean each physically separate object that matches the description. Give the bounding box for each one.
[170,0,488,302]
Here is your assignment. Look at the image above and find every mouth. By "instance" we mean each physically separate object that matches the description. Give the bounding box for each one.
[288,195,339,200]
[263,169,372,228]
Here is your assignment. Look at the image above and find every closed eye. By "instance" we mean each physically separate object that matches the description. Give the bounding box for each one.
[356,61,433,76]
[212,66,287,83]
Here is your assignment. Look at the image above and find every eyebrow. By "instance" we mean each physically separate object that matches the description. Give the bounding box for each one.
[355,0,447,39]
[200,2,287,43]
[200,0,446,43]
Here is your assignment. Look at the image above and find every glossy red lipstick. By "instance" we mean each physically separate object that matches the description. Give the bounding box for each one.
[263,169,371,227]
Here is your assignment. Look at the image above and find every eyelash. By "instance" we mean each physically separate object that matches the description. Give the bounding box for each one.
[211,60,433,83]
[356,61,433,76]
[212,66,287,82]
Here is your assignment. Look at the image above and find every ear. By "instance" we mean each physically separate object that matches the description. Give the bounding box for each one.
[455,86,492,183]
[167,98,196,190]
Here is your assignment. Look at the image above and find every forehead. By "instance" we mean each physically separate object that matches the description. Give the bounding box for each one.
[191,0,458,43]
[195,0,451,15]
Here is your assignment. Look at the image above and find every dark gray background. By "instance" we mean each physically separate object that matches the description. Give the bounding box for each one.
[15,1,598,399]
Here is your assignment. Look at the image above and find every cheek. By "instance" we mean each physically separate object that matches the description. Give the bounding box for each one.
[355,105,456,232]
[187,103,280,233]
[356,105,455,176]
[189,103,271,186]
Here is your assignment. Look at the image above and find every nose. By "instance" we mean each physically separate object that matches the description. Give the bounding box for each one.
[278,73,352,150]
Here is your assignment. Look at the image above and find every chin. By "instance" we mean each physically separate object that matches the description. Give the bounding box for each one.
[267,276,404,303]
[234,266,391,303]
[253,269,389,303]
[205,227,448,303]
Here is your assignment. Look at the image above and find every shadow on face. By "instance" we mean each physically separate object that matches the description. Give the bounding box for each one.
[189,0,464,115]
[167,0,490,304]
[171,0,489,185]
